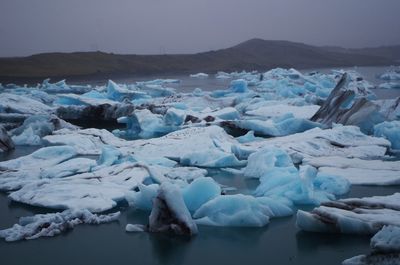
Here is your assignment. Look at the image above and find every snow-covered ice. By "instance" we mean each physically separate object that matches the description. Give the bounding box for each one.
[297,193,400,234]
[0,209,120,241]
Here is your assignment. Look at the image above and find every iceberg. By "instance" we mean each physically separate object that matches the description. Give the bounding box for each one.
[190,73,209,78]
[374,121,400,150]
[238,125,390,164]
[106,80,140,101]
[371,225,400,253]
[0,209,120,242]
[7,162,152,212]
[379,82,400,89]
[245,104,320,119]
[231,114,322,137]
[0,145,77,171]
[297,193,400,234]
[126,184,160,211]
[304,156,400,185]
[243,147,293,179]
[44,128,128,155]
[343,225,400,265]
[251,149,349,204]
[182,177,221,212]
[230,79,248,93]
[11,114,77,145]
[0,93,53,115]
[310,73,385,133]
[193,194,272,227]
[378,69,400,81]
[148,182,198,236]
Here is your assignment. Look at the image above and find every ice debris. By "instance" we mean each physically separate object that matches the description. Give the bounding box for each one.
[0,209,120,241]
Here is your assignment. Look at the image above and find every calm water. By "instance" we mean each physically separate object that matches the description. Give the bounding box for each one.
[0,147,399,265]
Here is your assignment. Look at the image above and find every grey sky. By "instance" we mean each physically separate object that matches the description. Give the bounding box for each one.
[1,0,400,57]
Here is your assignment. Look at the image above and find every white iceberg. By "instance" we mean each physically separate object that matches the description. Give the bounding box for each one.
[0,209,120,242]
[297,193,400,234]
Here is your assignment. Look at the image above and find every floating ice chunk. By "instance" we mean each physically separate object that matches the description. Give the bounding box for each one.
[378,70,400,81]
[56,93,117,106]
[164,108,186,126]
[8,179,125,212]
[117,109,175,139]
[106,80,137,101]
[371,225,400,252]
[241,125,390,163]
[41,79,65,93]
[124,126,241,168]
[310,73,384,133]
[233,115,322,137]
[0,145,77,170]
[182,177,221,212]
[0,209,120,242]
[180,149,245,168]
[215,72,232,79]
[230,79,248,93]
[193,194,272,227]
[126,184,159,211]
[11,115,77,146]
[305,156,400,171]
[245,104,320,119]
[297,193,400,234]
[125,224,146,232]
[148,182,198,236]
[41,79,91,94]
[313,173,350,196]
[0,93,53,115]
[343,225,400,265]
[244,147,293,179]
[7,162,152,212]
[44,128,128,155]
[136,79,180,86]
[209,107,240,120]
[139,84,176,98]
[374,121,400,150]
[82,90,107,99]
[190,73,209,78]
[305,156,400,185]
[0,125,14,152]
[378,82,400,89]
[318,167,400,186]
[246,148,349,204]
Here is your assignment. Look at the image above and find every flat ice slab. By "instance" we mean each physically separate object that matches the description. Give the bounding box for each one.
[297,193,400,235]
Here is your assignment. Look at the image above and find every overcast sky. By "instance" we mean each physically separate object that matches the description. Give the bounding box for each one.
[1,0,400,57]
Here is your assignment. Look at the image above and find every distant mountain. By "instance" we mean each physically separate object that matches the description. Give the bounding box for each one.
[0,38,398,83]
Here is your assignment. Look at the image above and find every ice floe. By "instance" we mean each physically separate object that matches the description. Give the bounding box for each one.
[297,193,400,234]
[0,209,120,241]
